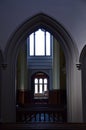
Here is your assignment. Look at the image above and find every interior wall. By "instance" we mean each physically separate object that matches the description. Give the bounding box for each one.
[0,0,86,54]
[0,51,3,122]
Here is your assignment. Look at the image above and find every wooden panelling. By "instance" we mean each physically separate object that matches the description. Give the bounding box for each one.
[16,90,32,105]
[49,90,66,105]
[16,89,66,105]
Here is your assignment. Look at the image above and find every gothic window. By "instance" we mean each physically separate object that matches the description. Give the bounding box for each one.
[27,28,52,56]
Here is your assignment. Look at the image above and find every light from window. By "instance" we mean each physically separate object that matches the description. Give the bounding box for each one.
[34,77,48,95]
[30,33,34,56]
[44,78,47,83]
[46,32,50,55]
[28,29,51,56]
[35,84,38,93]
[35,29,45,55]
[44,84,47,91]
[44,78,47,91]
[39,84,42,93]
[39,78,43,83]
[35,78,38,83]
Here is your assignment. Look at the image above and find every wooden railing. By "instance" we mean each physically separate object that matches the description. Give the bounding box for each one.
[1,123,86,130]
[16,104,67,123]
[1,104,86,129]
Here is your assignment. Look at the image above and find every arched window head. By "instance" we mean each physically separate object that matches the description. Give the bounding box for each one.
[27,28,52,56]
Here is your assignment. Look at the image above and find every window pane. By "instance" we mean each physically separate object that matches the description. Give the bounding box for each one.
[29,29,51,56]
[35,29,45,55]
[46,32,50,55]
[44,78,47,83]
[39,84,42,93]
[35,84,38,93]
[39,78,42,83]
[30,33,34,55]
[44,84,47,91]
[34,78,38,83]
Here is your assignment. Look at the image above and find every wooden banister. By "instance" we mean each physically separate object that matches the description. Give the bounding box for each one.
[16,104,67,123]
[1,123,86,130]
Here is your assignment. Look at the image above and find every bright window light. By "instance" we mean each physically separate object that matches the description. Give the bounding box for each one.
[28,29,51,56]
[46,32,50,55]
[35,29,45,55]
[39,84,42,93]
[35,85,38,93]
[30,33,34,56]
[44,84,47,91]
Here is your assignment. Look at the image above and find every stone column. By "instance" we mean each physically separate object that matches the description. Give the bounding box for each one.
[53,38,60,90]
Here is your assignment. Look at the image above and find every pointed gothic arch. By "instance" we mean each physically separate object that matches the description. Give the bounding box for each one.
[80,45,86,122]
[2,13,82,122]
[5,13,78,60]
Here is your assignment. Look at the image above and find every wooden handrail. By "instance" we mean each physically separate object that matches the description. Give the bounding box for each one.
[1,123,86,130]
[16,104,67,123]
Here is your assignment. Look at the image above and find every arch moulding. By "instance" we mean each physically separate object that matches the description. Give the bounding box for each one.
[1,13,82,122]
[79,45,86,122]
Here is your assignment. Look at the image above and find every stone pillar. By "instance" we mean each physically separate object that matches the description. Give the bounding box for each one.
[53,38,60,90]
[17,44,28,105]
[67,58,83,122]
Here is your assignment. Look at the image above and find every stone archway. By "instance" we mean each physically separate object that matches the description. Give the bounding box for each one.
[2,13,82,122]
[80,45,86,122]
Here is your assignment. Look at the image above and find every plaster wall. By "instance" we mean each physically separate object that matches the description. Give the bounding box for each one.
[0,0,86,53]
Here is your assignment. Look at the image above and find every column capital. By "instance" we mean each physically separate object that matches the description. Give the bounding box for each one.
[76,63,81,70]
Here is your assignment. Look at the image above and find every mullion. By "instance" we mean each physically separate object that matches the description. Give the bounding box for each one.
[42,78,44,93]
